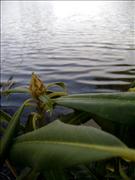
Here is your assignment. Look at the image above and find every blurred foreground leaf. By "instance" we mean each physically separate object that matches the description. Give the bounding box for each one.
[0,100,30,162]
[9,120,135,173]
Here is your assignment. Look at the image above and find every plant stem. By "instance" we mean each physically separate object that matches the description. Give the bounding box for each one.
[5,160,17,177]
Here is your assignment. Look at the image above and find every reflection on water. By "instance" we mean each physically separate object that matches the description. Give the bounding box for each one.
[1,1,135,106]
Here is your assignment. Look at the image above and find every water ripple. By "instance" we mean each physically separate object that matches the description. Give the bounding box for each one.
[1,1,135,107]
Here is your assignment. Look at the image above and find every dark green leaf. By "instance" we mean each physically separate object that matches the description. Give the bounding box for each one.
[60,110,91,125]
[0,100,29,162]
[9,120,135,172]
[0,110,12,123]
[54,92,135,125]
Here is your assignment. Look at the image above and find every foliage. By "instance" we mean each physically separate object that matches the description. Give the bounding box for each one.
[0,73,135,179]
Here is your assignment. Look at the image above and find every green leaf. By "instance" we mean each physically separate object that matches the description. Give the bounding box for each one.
[0,99,30,162]
[47,82,67,92]
[25,113,40,132]
[0,110,25,136]
[54,92,135,125]
[39,95,54,113]
[49,91,68,98]
[60,110,91,125]
[119,161,130,180]
[46,82,68,98]
[2,87,29,95]
[0,110,12,123]
[9,120,135,172]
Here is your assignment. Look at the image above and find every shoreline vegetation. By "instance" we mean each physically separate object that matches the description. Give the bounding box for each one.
[0,73,135,180]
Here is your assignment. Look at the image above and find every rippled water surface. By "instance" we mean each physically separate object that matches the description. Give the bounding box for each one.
[1,1,135,106]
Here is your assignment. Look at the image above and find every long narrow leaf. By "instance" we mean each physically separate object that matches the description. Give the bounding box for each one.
[54,92,135,125]
[47,82,67,92]
[2,87,29,95]
[0,100,29,162]
[0,110,12,122]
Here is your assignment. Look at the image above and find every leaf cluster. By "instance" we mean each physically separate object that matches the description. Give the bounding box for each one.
[0,73,135,180]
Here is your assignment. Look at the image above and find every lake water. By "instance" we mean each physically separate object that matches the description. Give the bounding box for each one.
[1,1,135,107]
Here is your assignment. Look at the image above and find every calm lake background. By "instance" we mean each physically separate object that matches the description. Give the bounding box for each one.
[1,1,135,107]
